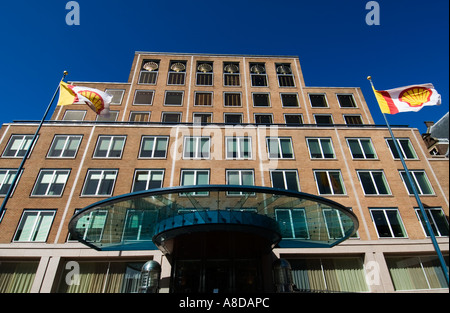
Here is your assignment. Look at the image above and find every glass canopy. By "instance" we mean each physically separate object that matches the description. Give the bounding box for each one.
[68,185,359,251]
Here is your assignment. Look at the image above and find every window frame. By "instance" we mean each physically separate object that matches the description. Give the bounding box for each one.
[399,170,434,195]
[62,110,86,121]
[336,94,357,108]
[314,114,334,125]
[31,169,71,197]
[309,94,329,108]
[415,207,449,237]
[254,113,273,125]
[284,114,303,125]
[370,208,407,238]
[357,170,392,195]
[196,61,214,86]
[306,137,336,159]
[0,168,21,196]
[138,136,169,159]
[138,59,160,85]
[164,91,184,106]
[2,134,36,158]
[275,208,309,239]
[270,169,300,192]
[249,63,268,87]
[280,93,300,107]
[180,169,210,196]
[133,90,154,106]
[105,89,125,105]
[183,136,211,159]
[161,112,182,123]
[226,169,255,196]
[344,114,364,125]
[313,170,346,195]
[81,169,118,197]
[266,137,295,159]
[194,91,213,106]
[93,135,126,159]
[225,136,252,160]
[346,138,377,159]
[252,92,271,107]
[223,92,242,107]
[13,209,56,242]
[167,60,187,86]
[131,169,165,192]
[47,135,83,158]
[223,62,241,87]
[276,63,296,88]
[224,113,243,124]
[386,138,418,160]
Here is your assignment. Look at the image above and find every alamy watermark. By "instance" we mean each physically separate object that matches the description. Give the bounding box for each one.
[366,1,380,26]
[65,1,80,26]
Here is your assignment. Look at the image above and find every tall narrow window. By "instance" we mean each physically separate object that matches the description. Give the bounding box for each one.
[139,60,159,84]
[250,63,268,87]
[13,210,56,242]
[314,170,346,195]
[223,62,240,86]
[370,208,407,238]
[276,64,295,87]
[168,61,186,85]
[196,62,213,86]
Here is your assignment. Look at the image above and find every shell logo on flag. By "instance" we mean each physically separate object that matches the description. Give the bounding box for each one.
[399,86,432,108]
[77,90,105,113]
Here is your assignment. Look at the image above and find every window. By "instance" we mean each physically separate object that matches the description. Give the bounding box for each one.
[400,170,434,195]
[31,169,70,196]
[132,170,164,192]
[180,170,209,195]
[168,60,186,85]
[139,136,169,158]
[70,210,108,242]
[82,169,118,196]
[226,170,254,195]
[223,62,240,86]
[275,209,308,239]
[123,210,158,242]
[13,210,56,242]
[93,136,126,158]
[226,137,251,159]
[195,92,213,106]
[357,170,391,195]
[224,113,243,124]
[370,208,407,238]
[106,89,125,105]
[281,93,299,107]
[255,114,273,125]
[47,135,82,158]
[224,92,241,107]
[386,138,418,159]
[252,93,270,107]
[250,63,268,87]
[193,113,212,125]
[0,261,39,293]
[309,94,328,108]
[307,138,335,159]
[139,60,159,84]
[129,112,150,122]
[183,137,210,159]
[96,111,118,122]
[161,112,182,123]
[347,138,377,159]
[0,169,19,196]
[164,91,184,106]
[415,208,449,237]
[314,170,346,195]
[314,114,333,125]
[344,115,363,125]
[2,134,35,158]
[133,90,154,105]
[337,94,357,108]
[323,209,349,239]
[267,137,294,159]
[386,255,449,291]
[284,114,303,125]
[270,170,300,191]
[276,63,295,87]
[63,110,86,121]
[196,62,213,86]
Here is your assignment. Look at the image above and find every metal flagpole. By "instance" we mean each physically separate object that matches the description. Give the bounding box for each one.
[0,71,68,222]
[368,76,449,285]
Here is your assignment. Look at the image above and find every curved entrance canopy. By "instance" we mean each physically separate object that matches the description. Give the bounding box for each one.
[68,185,359,252]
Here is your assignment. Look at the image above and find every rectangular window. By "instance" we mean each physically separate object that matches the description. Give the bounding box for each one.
[139,136,169,158]
[281,93,299,107]
[139,60,159,84]
[224,113,243,124]
[180,170,210,195]
[323,209,347,239]
[183,137,211,159]
[72,210,108,242]
[223,62,240,86]
[314,170,346,195]
[63,110,86,121]
[123,209,158,242]
[193,113,212,125]
[47,135,82,158]
[129,112,150,122]
[255,114,273,125]
[267,137,294,159]
[14,210,56,242]
[133,90,154,105]
[252,93,270,107]
[0,169,19,196]
[386,138,418,159]
[344,115,363,125]
[0,261,39,293]
[250,63,268,87]
[270,170,300,191]
[226,137,251,159]
[224,92,241,107]
[168,61,186,85]
[400,170,434,195]
[132,169,164,192]
[105,89,125,105]
[415,208,449,237]
[307,138,335,159]
[347,138,377,159]
[93,135,126,158]
[284,114,303,125]
[164,91,184,106]
[357,170,391,195]
[226,170,254,195]
[314,114,333,125]
[2,134,34,158]
[370,208,406,238]
[82,169,118,196]
[194,92,213,106]
[161,112,182,123]
[337,94,357,108]
[275,209,308,239]
[276,64,295,87]
[196,62,213,86]
[96,111,118,122]
[309,94,328,108]
[31,169,70,196]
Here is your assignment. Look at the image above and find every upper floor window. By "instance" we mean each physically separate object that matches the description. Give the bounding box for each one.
[93,135,126,158]
[47,135,82,158]
[275,209,308,239]
[31,169,70,196]
[281,93,299,107]
[2,134,35,158]
[399,170,434,195]
[314,170,346,195]
[224,113,243,124]
[267,137,294,159]
[284,114,303,125]
[309,94,328,108]
[139,136,169,158]
[337,94,357,108]
[270,169,300,191]
[370,208,407,238]
[183,137,211,159]
[314,114,333,125]
[81,169,118,196]
[223,62,240,86]
[63,110,86,121]
[276,63,295,87]
[0,169,19,196]
[180,169,210,196]
[415,207,449,237]
[226,136,252,159]
[252,93,270,107]
[13,210,56,242]
[255,114,273,125]
[347,138,377,159]
[139,60,159,84]
[357,170,391,195]
[167,61,186,85]
[193,113,212,125]
[226,170,255,195]
[161,112,182,123]
[195,92,213,106]
[129,112,150,122]
[196,62,213,86]
[132,169,164,192]
[164,91,184,106]
[133,90,154,105]
[307,138,335,159]
[250,63,268,87]
[344,115,363,125]
[105,89,125,105]
[386,138,418,160]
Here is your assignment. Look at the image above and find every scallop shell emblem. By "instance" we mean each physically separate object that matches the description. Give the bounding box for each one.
[399,86,432,107]
[79,90,103,111]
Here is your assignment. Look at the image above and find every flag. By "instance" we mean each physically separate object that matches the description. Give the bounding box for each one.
[57,81,112,115]
[372,83,441,114]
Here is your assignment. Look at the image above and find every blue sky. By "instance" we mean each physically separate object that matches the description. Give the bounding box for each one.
[0,0,448,133]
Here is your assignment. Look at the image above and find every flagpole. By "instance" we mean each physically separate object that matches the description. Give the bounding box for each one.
[0,71,68,221]
[368,76,449,285]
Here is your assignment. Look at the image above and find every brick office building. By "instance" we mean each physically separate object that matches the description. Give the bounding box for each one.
[0,52,448,293]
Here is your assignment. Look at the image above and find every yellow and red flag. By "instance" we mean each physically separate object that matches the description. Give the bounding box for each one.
[57,81,112,115]
[372,83,441,114]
